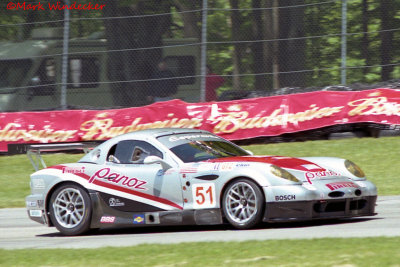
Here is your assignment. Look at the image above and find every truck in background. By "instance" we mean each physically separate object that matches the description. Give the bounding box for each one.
[0,28,201,112]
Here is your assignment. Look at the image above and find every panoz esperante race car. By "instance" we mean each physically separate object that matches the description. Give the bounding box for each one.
[26,128,377,235]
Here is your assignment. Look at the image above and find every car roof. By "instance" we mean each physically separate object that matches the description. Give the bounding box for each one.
[78,128,213,164]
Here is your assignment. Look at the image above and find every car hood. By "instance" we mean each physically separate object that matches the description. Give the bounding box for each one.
[205,156,345,184]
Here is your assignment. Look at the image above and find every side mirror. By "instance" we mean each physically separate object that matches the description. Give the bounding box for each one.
[107,155,120,164]
[144,156,172,170]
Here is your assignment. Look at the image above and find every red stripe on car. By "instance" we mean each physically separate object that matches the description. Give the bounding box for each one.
[47,165,183,210]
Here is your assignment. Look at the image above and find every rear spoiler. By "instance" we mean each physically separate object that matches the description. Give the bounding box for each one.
[26,142,99,171]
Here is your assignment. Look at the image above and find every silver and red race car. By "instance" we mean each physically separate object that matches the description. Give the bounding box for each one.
[26,128,377,235]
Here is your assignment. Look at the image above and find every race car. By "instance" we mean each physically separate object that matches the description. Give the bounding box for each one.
[26,128,377,235]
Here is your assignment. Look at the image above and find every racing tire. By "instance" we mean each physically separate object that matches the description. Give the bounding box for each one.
[222,179,264,229]
[49,183,92,236]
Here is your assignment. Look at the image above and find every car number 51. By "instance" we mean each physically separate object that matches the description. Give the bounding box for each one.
[192,183,216,209]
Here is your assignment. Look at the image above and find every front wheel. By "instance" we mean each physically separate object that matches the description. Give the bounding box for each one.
[49,183,92,236]
[222,179,264,229]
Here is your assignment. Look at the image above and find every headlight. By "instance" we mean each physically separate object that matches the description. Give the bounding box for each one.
[270,165,300,182]
[344,160,365,178]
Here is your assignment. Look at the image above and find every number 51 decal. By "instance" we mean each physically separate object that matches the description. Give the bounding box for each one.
[192,183,216,209]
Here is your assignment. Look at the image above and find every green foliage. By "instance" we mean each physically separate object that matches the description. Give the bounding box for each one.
[0,0,399,92]
[0,153,82,208]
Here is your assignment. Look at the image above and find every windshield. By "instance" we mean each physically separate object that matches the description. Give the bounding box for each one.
[0,60,32,89]
[169,139,249,163]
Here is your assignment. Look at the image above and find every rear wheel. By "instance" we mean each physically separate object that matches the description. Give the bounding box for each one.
[49,183,92,236]
[222,179,264,229]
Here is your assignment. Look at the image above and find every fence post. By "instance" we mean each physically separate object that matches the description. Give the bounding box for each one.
[272,0,279,90]
[200,0,208,102]
[60,0,70,110]
[341,0,347,85]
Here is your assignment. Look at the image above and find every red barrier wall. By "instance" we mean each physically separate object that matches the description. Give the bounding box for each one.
[1,88,400,152]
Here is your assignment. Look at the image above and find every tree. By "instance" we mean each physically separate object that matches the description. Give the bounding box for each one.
[361,0,370,77]
[229,0,246,90]
[172,0,201,38]
[380,0,395,81]
[277,0,306,88]
[251,0,269,91]
[103,0,173,107]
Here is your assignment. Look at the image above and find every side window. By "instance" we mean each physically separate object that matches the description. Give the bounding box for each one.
[68,57,100,88]
[107,145,117,163]
[107,140,163,164]
[164,56,195,85]
[0,59,32,87]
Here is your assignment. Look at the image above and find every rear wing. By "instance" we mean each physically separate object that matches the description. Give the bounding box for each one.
[27,143,98,171]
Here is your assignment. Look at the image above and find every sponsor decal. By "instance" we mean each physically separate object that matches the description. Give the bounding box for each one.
[215,162,251,170]
[305,170,341,184]
[180,166,198,174]
[89,168,147,190]
[62,166,85,174]
[236,163,250,167]
[133,214,145,224]
[326,182,358,191]
[100,216,116,223]
[275,195,296,201]
[219,162,235,171]
[109,198,125,207]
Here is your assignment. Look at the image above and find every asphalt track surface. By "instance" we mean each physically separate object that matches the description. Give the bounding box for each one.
[1,196,399,250]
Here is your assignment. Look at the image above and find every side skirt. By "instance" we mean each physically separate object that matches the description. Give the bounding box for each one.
[89,192,223,229]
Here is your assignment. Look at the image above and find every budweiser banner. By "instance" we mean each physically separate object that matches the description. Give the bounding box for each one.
[1,88,400,153]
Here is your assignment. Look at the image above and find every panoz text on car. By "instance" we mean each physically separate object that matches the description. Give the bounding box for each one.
[26,128,377,235]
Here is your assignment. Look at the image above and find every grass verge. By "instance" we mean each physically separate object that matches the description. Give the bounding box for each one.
[0,153,82,208]
[1,237,399,266]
